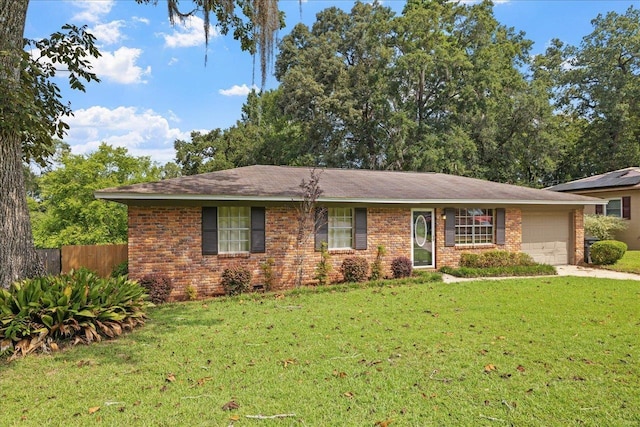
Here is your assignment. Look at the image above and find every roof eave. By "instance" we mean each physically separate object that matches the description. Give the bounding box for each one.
[95,192,602,205]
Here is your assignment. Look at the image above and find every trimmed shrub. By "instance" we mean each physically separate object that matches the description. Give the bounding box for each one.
[590,240,627,265]
[440,264,556,278]
[0,269,148,359]
[110,260,129,278]
[460,250,535,268]
[391,256,413,279]
[341,257,369,283]
[221,266,252,296]
[370,245,386,281]
[138,274,173,304]
[584,214,627,241]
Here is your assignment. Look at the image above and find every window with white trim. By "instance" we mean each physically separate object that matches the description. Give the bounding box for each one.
[455,208,494,245]
[605,199,622,218]
[328,207,353,249]
[218,206,250,253]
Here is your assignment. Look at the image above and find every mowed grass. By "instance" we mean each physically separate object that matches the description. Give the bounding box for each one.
[1,277,638,426]
[603,250,640,274]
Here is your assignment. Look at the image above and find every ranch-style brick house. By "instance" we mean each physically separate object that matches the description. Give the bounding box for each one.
[96,165,600,300]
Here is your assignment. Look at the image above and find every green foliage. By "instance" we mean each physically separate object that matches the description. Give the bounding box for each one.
[138,275,173,304]
[1,25,101,166]
[340,257,370,283]
[185,285,198,301]
[584,214,628,240]
[110,260,129,278]
[0,269,148,359]
[589,240,627,265]
[221,266,252,296]
[314,242,333,286]
[260,258,277,291]
[391,256,413,279]
[460,250,536,268]
[439,264,556,278]
[370,245,386,281]
[30,143,165,247]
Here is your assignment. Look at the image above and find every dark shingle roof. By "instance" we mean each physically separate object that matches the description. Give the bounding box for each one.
[548,167,640,192]
[95,165,599,205]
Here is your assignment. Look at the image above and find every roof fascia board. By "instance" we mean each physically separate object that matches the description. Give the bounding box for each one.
[95,192,602,205]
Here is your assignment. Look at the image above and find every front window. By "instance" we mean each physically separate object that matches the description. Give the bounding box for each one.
[455,208,494,245]
[328,207,353,249]
[218,206,250,253]
[605,199,622,217]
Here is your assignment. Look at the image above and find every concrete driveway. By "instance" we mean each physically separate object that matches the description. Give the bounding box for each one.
[442,264,640,283]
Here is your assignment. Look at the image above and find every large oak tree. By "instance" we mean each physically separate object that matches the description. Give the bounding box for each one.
[0,0,280,288]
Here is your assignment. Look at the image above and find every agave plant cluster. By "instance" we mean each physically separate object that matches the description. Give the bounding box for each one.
[0,269,149,360]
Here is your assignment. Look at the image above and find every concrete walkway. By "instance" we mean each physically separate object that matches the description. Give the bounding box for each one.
[442,264,640,283]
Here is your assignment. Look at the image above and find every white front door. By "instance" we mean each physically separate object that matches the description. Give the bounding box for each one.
[412,209,434,268]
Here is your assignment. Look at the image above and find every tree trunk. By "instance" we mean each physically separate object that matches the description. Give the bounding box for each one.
[0,0,44,288]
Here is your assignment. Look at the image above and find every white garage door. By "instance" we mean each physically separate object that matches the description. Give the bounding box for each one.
[521,211,570,265]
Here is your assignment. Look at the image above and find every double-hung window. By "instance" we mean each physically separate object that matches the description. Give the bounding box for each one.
[202,206,265,255]
[315,207,367,251]
[455,208,494,245]
[218,207,251,253]
[605,199,622,217]
[328,207,353,249]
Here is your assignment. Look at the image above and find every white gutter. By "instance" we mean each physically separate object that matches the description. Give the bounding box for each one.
[95,192,602,205]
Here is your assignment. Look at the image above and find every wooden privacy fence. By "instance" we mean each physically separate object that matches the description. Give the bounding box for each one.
[61,244,128,277]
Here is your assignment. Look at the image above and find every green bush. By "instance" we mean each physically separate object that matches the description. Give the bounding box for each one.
[110,260,129,278]
[221,266,252,296]
[590,240,627,265]
[260,258,277,291]
[460,250,535,268]
[370,245,386,281]
[584,214,628,240]
[341,257,369,283]
[138,274,173,304]
[0,269,148,359]
[440,264,556,278]
[391,257,413,279]
[314,242,332,286]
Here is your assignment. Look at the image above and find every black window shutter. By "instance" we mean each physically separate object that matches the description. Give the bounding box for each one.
[622,196,631,220]
[595,204,603,215]
[444,208,455,247]
[202,207,218,255]
[354,208,367,250]
[315,208,329,251]
[251,207,266,253]
[495,208,506,245]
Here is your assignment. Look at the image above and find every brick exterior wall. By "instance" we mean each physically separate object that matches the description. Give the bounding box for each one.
[128,205,584,300]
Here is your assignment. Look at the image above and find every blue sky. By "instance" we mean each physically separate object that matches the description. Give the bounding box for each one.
[25,0,639,165]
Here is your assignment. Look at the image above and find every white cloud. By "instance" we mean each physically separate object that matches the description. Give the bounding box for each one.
[132,16,150,25]
[65,106,190,164]
[219,84,258,97]
[92,47,151,84]
[90,20,125,45]
[70,0,115,24]
[168,57,179,66]
[160,16,218,48]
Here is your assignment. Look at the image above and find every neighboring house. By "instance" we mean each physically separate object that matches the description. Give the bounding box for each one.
[548,167,640,249]
[96,165,599,300]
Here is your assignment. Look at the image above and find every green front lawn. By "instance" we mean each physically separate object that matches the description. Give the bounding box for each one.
[1,278,638,426]
[602,250,640,274]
